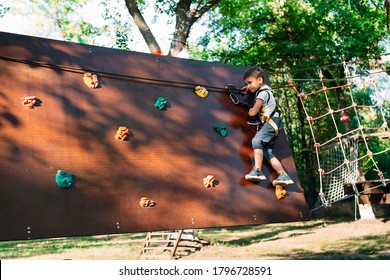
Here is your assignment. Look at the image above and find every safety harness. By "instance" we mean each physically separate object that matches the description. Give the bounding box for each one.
[257,88,280,137]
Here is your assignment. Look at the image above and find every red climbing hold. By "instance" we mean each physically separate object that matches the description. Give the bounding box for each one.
[340,111,350,122]
[22,96,37,109]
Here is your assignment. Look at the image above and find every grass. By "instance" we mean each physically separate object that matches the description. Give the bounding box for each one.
[1,218,389,260]
[197,219,337,246]
[0,233,146,259]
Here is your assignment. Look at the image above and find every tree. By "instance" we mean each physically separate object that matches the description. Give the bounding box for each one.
[24,0,99,44]
[124,0,220,56]
[3,0,134,49]
[0,3,9,19]
[194,0,389,208]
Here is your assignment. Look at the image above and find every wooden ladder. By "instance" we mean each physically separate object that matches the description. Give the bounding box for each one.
[140,229,208,259]
[140,230,184,259]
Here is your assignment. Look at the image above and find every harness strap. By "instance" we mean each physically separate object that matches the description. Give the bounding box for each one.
[261,115,279,137]
[257,88,280,137]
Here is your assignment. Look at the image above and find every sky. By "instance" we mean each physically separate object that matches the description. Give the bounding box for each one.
[0,0,207,54]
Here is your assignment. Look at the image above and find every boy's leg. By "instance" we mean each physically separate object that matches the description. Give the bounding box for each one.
[254,148,263,169]
[268,151,294,187]
[245,149,266,181]
[269,157,285,175]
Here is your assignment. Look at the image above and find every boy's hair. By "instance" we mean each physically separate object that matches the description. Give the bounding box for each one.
[243,66,265,80]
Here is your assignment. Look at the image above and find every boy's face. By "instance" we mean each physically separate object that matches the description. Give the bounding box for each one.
[244,76,263,93]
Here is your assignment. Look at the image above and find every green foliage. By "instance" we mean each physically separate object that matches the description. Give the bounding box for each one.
[100,0,133,50]
[4,0,134,50]
[193,0,389,207]
[154,0,176,18]
[195,0,388,68]
[0,3,10,18]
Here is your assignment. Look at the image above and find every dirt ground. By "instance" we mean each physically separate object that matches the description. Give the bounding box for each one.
[16,218,390,260]
[183,218,390,260]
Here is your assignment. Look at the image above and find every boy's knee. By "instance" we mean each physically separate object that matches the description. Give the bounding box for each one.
[252,138,261,150]
[260,141,275,161]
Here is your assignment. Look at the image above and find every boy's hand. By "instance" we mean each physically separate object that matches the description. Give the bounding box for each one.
[241,86,249,94]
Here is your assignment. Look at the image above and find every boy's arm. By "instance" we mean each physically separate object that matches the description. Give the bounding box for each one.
[248,98,263,117]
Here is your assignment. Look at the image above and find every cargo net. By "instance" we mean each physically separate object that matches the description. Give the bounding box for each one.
[288,62,389,208]
[320,135,359,206]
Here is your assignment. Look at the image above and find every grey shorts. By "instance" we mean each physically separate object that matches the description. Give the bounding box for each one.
[252,117,283,160]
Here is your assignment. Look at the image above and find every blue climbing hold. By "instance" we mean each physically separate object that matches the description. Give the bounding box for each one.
[213,125,228,137]
[56,170,74,189]
[154,97,168,110]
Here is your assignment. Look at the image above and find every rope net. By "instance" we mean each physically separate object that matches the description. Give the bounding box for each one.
[288,62,390,208]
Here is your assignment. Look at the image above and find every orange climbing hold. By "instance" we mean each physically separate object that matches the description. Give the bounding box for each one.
[83,72,99,88]
[203,175,215,188]
[139,197,156,208]
[275,185,287,200]
[115,126,129,140]
[22,96,37,109]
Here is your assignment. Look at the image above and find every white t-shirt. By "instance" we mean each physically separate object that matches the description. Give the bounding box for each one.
[255,84,279,118]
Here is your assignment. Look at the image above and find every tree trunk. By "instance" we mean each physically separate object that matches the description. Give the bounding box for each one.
[385,0,390,33]
[169,0,220,56]
[125,0,220,56]
[124,0,162,54]
[297,86,317,209]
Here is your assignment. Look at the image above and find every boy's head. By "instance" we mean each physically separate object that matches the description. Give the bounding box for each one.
[243,66,265,93]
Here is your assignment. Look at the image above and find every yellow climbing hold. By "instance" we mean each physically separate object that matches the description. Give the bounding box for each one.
[83,72,99,89]
[139,197,156,208]
[203,175,215,188]
[195,85,208,98]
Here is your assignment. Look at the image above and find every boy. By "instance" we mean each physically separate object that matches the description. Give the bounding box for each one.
[242,66,293,186]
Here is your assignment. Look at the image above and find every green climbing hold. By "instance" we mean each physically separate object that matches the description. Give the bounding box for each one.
[56,170,74,189]
[213,125,228,137]
[154,97,168,110]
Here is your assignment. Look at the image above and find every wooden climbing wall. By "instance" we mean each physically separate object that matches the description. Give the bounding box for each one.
[0,32,309,241]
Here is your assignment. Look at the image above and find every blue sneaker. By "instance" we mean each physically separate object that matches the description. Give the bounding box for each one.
[273,173,294,186]
[245,167,266,182]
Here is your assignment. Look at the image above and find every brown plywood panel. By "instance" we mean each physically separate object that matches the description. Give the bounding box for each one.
[0,32,309,241]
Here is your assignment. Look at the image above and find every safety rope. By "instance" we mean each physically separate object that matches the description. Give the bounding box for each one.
[0,54,226,92]
[289,61,389,210]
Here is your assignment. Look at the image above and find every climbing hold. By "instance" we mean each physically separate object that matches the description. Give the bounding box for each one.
[213,125,227,137]
[340,111,350,122]
[195,85,208,98]
[83,72,99,88]
[275,185,287,200]
[115,126,130,140]
[203,175,215,188]
[139,197,156,208]
[154,97,168,110]
[22,96,37,109]
[55,170,74,189]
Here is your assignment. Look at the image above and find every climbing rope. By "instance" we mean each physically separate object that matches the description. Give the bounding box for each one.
[288,62,389,209]
[0,55,226,93]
